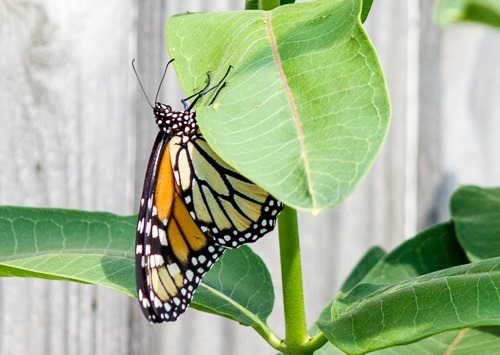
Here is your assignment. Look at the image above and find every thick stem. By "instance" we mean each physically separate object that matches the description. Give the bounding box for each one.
[278,206,309,354]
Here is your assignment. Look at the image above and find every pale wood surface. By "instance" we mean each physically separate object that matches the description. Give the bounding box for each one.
[1,1,499,354]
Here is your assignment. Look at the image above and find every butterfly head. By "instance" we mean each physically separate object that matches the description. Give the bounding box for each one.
[154,102,199,138]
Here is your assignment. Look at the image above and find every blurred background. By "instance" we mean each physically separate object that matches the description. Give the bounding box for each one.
[0,0,499,354]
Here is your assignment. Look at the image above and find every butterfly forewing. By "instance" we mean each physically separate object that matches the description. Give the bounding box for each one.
[172,137,284,248]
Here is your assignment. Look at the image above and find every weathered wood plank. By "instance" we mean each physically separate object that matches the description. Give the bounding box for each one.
[1,1,135,354]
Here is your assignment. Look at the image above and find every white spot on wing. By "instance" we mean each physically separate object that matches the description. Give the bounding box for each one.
[159,228,168,246]
[167,263,181,276]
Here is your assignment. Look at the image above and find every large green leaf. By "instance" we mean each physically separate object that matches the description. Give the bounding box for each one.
[435,0,500,27]
[0,206,136,297]
[166,0,390,212]
[0,206,274,326]
[313,326,500,354]
[317,258,500,354]
[451,186,500,262]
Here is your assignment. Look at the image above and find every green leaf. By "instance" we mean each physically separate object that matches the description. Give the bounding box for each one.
[339,246,386,294]
[0,206,274,326]
[435,0,500,27]
[332,223,468,318]
[0,206,137,297]
[190,245,274,326]
[245,0,258,10]
[313,223,469,354]
[371,326,500,354]
[310,247,387,354]
[312,327,500,354]
[451,185,500,262]
[361,0,374,23]
[318,258,500,354]
[166,0,390,212]
[355,223,468,288]
[310,298,345,355]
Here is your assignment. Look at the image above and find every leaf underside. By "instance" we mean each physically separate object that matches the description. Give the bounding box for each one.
[166,0,390,212]
[0,206,274,326]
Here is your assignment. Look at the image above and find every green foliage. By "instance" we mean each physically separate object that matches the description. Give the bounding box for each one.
[166,0,390,212]
[0,206,274,329]
[1,1,500,355]
[0,206,137,297]
[190,245,275,326]
[314,221,500,354]
[436,0,500,27]
[320,257,500,354]
[451,186,500,262]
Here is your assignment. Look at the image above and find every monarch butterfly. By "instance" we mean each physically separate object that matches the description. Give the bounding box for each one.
[133,59,283,323]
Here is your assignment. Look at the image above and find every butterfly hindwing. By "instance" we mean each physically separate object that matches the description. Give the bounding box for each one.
[136,132,224,323]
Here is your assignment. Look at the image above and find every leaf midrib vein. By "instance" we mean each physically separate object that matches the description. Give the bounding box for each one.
[264,12,316,207]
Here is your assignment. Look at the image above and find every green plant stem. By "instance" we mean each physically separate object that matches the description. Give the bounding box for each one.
[278,206,310,354]
[245,0,258,10]
[259,0,280,10]
[253,324,285,352]
[304,332,328,353]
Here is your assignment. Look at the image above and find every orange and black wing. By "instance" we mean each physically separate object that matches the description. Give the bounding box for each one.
[170,136,283,248]
[136,132,224,322]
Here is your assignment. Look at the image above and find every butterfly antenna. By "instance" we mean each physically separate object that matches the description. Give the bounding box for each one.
[132,59,154,109]
[132,59,175,109]
[155,58,175,104]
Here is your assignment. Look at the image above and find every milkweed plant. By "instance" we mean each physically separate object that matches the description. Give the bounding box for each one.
[1,0,500,354]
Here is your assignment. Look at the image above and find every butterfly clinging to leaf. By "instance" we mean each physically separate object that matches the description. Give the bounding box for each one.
[133,59,283,322]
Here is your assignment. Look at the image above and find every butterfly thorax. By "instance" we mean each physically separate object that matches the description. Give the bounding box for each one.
[154,102,199,138]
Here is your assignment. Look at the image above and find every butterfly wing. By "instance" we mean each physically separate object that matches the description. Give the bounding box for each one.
[136,132,224,323]
[171,136,284,248]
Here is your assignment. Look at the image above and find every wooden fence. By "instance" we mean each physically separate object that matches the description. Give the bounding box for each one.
[1,0,499,354]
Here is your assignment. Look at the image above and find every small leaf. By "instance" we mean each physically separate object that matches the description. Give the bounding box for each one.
[191,245,274,326]
[361,0,374,23]
[166,0,390,212]
[318,258,500,354]
[451,185,500,262]
[435,0,500,27]
[245,0,258,10]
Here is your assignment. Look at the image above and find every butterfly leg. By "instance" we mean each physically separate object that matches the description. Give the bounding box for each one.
[182,72,212,110]
[185,65,233,111]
